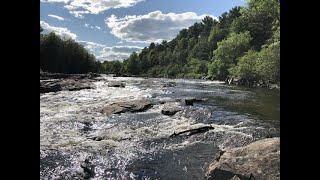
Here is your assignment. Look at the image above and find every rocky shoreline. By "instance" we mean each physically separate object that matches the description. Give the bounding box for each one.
[40,72,100,93]
[225,76,280,90]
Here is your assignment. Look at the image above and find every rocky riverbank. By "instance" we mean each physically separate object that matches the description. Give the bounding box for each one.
[40,72,100,93]
[225,76,280,90]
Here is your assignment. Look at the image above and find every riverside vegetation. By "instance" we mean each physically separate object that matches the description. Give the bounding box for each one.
[40,0,280,88]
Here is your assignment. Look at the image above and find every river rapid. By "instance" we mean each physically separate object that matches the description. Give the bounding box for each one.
[40,75,280,180]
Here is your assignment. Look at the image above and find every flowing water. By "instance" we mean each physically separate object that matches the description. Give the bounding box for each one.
[40,75,280,180]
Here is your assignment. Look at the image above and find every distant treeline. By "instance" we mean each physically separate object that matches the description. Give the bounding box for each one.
[103,0,280,87]
[40,28,101,74]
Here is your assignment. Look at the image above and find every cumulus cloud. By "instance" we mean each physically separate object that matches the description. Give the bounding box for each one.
[96,46,142,61]
[40,21,77,39]
[42,0,145,18]
[78,40,142,61]
[48,14,65,21]
[78,41,106,50]
[105,11,216,43]
[41,0,70,3]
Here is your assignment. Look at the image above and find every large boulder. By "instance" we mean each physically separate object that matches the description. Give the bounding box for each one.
[40,81,62,93]
[40,78,93,93]
[101,99,152,115]
[205,137,280,180]
[60,79,92,91]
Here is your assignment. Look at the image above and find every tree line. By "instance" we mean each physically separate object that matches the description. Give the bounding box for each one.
[40,27,102,74]
[109,0,280,87]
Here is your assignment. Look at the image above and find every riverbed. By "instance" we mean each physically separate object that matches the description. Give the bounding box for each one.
[40,75,279,179]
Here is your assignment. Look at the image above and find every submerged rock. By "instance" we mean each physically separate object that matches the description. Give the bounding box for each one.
[184,97,203,106]
[161,82,176,88]
[170,125,214,138]
[108,81,126,88]
[161,107,181,116]
[101,99,152,115]
[205,137,280,180]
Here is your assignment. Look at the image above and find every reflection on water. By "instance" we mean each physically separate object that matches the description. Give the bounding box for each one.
[40,76,279,179]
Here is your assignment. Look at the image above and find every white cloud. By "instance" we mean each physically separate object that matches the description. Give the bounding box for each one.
[105,11,216,43]
[42,0,145,19]
[69,10,90,19]
[40,21,77,40]
[41,0,70,3]
[48,14,65,21]
[96,46,141,61]
[84,23,89,27]
[78,40,142,61]
[78,41,106,50]
[95,26,101,30]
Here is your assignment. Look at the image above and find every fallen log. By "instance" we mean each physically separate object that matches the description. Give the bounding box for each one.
[169,125,214,138]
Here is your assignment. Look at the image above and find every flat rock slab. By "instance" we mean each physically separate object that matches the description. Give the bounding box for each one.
[101,99,153,115]
[40,78,93,93]
[206,137,280,180]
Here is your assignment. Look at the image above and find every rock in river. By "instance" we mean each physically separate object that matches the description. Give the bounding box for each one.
[205,137,280,180]
[101,99,152,115]
[40,78,93,93]
[161,107,181,116]
[184,97,204,106]
[108,81,126,88]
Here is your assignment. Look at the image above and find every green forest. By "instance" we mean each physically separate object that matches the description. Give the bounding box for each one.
[118,0,280,87]
[40,28,102,74]
[40,0,279,87]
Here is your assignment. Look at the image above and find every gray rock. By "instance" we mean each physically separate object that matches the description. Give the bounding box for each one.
[108,81,125,88]
[40,81,62,93]
[101,99,152,115]
[161,107,181,116]
[206,137,280,180]
[40,78,93,93]
[184,97,203,106]
[161,82,176,88]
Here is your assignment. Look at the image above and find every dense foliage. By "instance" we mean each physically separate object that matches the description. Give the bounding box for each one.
[113,0,280,87]
[40,31,101,74]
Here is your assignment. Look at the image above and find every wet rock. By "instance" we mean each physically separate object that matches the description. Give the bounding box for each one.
[161,82,176,88]
[161,107,181,116]
[184,97,203,106]
[108,81,125,88]
[40,78,93,93]
[60,79,92,91]
[40,72,100,80]
[80,159,95,179]
[205,137,280,180]
[169,125,214,138]
[101,99,152,115]
[40,81,62,93]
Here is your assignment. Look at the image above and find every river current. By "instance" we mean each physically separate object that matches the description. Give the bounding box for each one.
[40,75,280,179]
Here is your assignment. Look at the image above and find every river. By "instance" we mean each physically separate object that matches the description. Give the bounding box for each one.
[40,75,280,179]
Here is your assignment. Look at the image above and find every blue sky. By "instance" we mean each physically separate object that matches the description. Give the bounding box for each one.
[40,0,246,61]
